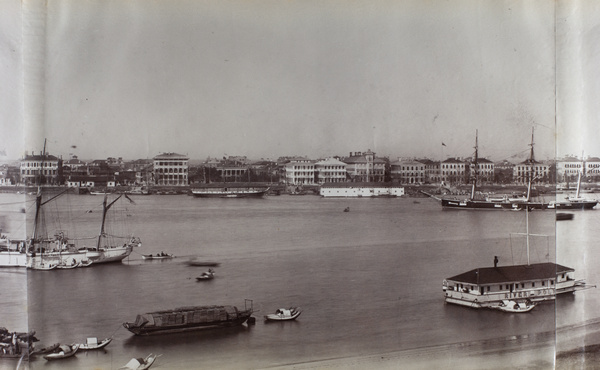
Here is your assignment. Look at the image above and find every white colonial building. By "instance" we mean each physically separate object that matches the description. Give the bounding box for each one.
[20,153,61,185]
[390,159,425,184]
[314,158,347,184]
[343,150,385,182]
[153,152,189,186]
[513,159,550,184]
[284,158,315,185]
[441,158,466,185]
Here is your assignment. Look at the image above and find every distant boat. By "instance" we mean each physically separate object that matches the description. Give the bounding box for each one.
[142,253,174,260]
[196,269,215,281]
[119,353,159,370]
[264,307,302,321]
[548,171,598,210]
[78,337,112,350]
[191,183,269,198]
[441,129,548,211]
[556,213,574,221]
[30,342,60,356]
[492,300,536,313]
[186,258,220,267]
[123,300,254,336]
[43,344,79,360]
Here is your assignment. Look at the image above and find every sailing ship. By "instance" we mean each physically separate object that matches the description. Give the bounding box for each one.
[441,129,548,210]
[26,191,141,269]
[442,209,592,310]
[190,183,269,198]
[548,168,598,210]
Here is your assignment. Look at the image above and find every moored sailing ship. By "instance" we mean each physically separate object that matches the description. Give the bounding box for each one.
[441,128,549,210]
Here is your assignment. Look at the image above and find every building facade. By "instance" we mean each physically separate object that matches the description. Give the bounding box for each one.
[284,159,315,185]
[314,158,347,184]
[343,150,385,182]
[390,159,425,184]
[153,152,189,186]
[20,153,61,185]
[513,159,550,184]
[441,158,466,185]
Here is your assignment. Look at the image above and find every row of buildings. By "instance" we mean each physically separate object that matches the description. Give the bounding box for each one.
[2,150,599,188]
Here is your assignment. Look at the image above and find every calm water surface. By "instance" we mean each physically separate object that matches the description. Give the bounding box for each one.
[1,192,599,369]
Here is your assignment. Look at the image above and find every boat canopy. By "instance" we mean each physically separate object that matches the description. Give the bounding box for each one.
[447,262,574,285]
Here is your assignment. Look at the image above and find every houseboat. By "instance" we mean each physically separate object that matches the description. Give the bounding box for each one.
[123,301,254,336]
[319,182,404,198]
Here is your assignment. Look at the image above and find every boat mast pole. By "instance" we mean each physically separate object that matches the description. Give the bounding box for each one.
[33,139,47,252]
[471,130,478,200]
[97,194,122,250]
[526,127,535,201]
[526,207,530,266]
[576,151,583,198]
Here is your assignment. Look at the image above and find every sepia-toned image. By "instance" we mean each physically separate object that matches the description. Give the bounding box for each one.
[1,1,600,369]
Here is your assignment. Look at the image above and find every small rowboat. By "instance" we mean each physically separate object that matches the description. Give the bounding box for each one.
[264,307,302,321]
[119,353,160,370]
[186,258,220,267]
[79,260,93,267]
[57,262,80,269]
[493,300,536,313]
[142,253,174,260]
[78,337,112,350]
[196,269,215,281]
[43,344,80,360]
[30,342,60,356]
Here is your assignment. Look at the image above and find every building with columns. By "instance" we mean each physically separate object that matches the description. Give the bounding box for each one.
[314,158,347,184]
[153,152,189,186]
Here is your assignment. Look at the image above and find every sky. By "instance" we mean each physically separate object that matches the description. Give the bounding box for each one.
[1,0,599,162]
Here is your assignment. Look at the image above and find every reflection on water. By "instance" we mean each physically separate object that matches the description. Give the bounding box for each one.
[0,193,598,369]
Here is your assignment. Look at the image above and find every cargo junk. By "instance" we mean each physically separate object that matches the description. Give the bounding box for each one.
[123,301,254,336]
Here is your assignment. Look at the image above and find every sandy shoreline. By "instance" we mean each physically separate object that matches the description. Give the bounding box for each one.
[265,320,600,370]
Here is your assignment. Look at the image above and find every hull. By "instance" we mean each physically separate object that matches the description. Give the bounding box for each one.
[191,188,269,198]
[548,200,598,210]
[441,198,548,210]
[0,251,28,267]
[123,304,253,336]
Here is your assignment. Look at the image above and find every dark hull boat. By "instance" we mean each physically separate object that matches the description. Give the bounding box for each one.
[191,183,269,198]
[441,129,549,211]
[123,302,253,336]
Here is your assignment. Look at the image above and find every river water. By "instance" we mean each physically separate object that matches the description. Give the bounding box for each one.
[1,192,599,369]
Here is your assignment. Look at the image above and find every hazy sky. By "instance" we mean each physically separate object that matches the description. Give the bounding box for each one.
[1,1,599,162]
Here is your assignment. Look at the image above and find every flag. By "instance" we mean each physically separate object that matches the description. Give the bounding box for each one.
[442,142,446,147]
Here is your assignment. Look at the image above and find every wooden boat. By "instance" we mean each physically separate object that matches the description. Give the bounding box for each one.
[123,300,254,336]
[142,253,174,260]
[79,259,93,267]
[196,269,215,281]
[43,344,79,360]
[264,307,302,321]
[119,353,159,370]
[186,258,220,267]
[57,261,80,269]
[78,337,112,350]
[492,300,536,313]
[30,342,60,356]
[343,207,350,212]
[556,213,574,221]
